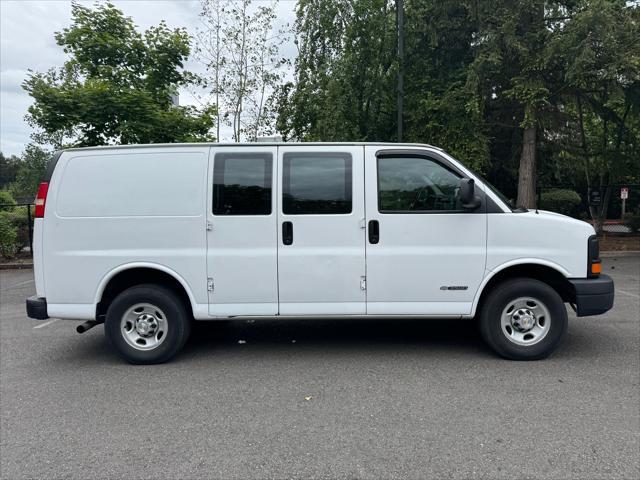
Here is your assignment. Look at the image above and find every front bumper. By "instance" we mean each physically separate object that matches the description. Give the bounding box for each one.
[569,274,614,317]
[26,296,49,320]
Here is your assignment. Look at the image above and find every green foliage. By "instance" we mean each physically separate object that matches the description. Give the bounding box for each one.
[10,209,30,244]
[0,208,32,257]
[277,0,488,170]
[0,190,17,212]
[540,189,582,217]
[278,0,639,207]
[196,0,288,141]
[9,144,50,202]
[0,153,20,189]
[0,213,19,259]
[277,0,397,142]
[23,2,215,147]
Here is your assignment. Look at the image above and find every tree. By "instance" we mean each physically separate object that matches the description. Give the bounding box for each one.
[275,0,639,215]
[276,0,487,170]
[195,0,227,140]
[23,2,215,148]
[0,153,20,190]
[404,0,488,170]
[277,0,397,143]
[196,0,288,141]
[549,0,639,232]
[468,0,561,208]
[10,144,50,202]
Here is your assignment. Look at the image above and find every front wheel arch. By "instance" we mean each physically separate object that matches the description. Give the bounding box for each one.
[473,263,574,318]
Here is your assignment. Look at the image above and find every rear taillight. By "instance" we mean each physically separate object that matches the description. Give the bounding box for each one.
[588,235,601,278]
[34,182,49,218]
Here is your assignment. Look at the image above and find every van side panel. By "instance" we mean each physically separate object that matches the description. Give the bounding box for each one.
[43,147,209,319]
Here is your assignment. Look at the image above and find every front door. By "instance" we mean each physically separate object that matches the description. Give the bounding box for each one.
[277,146,366,315]
[364,146,487,316]
[206,146,278,316]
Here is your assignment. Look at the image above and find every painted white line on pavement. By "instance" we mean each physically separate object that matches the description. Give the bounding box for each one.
[1,279,35,292]
[617,289,640,299]
[33,319,58,329]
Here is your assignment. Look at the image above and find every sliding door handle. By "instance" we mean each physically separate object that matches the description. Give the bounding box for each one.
[282,221,293,245]
[368,220,379,244]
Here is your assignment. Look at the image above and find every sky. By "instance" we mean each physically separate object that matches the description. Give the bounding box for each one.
[0,0,297,156]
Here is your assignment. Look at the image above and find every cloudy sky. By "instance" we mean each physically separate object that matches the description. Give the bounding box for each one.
[0,0,297,156]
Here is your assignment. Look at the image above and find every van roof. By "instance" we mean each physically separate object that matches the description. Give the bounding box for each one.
[62,142,444,152]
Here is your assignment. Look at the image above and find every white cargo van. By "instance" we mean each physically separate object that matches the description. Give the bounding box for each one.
[26,143,614,363]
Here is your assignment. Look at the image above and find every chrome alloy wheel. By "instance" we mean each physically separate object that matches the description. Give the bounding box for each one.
[120,303,168,351]
[500,297,551,346]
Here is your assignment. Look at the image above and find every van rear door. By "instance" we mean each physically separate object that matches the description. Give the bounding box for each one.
[276,145,366,315]
[206,146,278,316]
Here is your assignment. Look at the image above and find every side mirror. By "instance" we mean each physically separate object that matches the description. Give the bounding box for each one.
[458,178,481,210]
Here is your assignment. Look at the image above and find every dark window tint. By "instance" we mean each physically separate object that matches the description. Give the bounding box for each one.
[283,153,352,214]
[213,153,272,215]
[378,156,461,212]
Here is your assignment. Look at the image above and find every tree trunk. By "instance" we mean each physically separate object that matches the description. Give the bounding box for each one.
[517,125,537,209]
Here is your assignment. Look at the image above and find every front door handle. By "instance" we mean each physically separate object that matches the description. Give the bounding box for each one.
[368,220,379,244]
[282,221,293,245]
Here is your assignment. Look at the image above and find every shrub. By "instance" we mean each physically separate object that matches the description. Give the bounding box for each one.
[0,214,19,258]
[0,209,30,257]
[5,209,30,250]
[0,189,16,212]
[540,189,582,217]
[623,212,640,233]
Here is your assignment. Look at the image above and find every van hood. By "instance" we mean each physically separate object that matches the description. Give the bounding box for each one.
[526,209,596,235]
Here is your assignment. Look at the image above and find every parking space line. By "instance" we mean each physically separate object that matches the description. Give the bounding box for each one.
[617,289,640,299]
[33,319,58,329]
[1,279,35,292]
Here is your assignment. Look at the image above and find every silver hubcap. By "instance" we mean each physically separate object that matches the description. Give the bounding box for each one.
[500,297,551,346]
[120,303,168,351]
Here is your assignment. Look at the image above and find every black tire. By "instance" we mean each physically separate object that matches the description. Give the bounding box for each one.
[105,284,191,364]
[479,278,567,360]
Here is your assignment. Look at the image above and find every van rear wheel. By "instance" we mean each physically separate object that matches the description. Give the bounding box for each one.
[105,284,191,364]
[479,278,567,360]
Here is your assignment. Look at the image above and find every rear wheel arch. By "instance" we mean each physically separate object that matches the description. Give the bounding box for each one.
[473,262,574,317]
[95,264,195,319]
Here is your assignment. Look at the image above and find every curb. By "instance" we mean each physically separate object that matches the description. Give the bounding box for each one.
[0,263,33,270]
[601,251,640,258]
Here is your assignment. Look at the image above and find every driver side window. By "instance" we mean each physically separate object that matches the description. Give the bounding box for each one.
[377,156,462,212]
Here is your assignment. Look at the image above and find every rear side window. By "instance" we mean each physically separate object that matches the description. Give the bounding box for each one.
[282,153,352,215]
[213,153,272,215]
[378,156,462,212]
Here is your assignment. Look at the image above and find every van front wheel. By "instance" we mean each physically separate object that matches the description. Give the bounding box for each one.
[105,284,191,364]
[479,278,567,360]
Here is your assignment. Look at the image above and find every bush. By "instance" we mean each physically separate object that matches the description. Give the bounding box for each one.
[0,189,16,212]
[540,189,582,217]
[7,209,31,249]
[0,214,19,259]
[623,212,640,233]
[0,209,30,257]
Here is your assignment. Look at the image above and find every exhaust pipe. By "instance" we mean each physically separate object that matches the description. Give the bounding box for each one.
[76,319,103,334]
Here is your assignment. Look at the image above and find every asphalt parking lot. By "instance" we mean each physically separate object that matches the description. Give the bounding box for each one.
[1,256,638,480]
